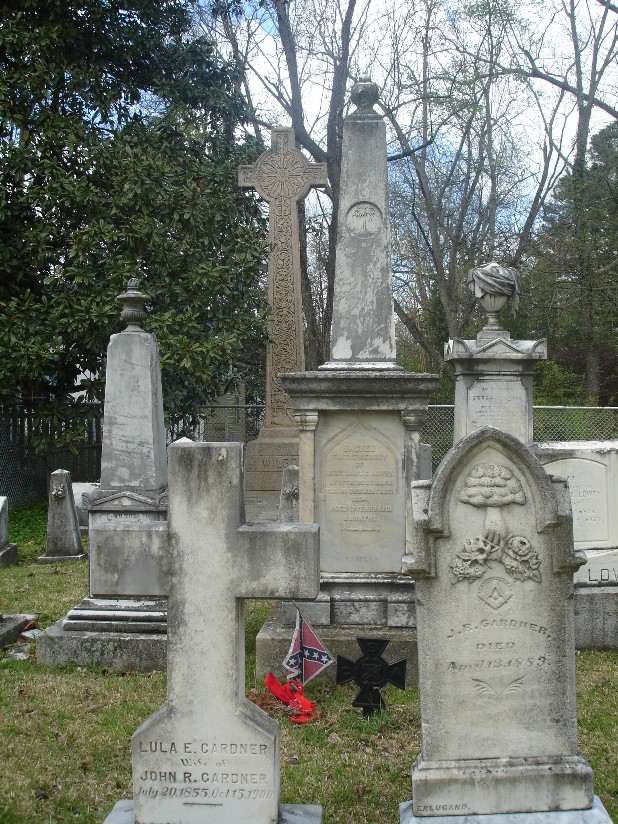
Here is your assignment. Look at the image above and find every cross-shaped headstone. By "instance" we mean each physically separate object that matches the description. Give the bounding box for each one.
[337,638,406,717]
[130,441,321,824]
[239,129,327,427]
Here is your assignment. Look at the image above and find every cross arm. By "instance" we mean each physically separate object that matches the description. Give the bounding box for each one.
[236,523,319,599]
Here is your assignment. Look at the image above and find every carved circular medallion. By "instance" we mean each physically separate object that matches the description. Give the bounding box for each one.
[255,144,310,201]
[346,202,382,237]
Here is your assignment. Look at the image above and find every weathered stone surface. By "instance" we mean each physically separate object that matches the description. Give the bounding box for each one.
[126,440,320,824]
[240,128,327,492]
[400,795,613,823]
[89,522,170,597]
[316,410,405,573]
[322,77,396,369]
[72,482,99,529]
[0,496,17,567]
[403,426,597,817]
[0,614,38,648]
[100,333,167,491]
[278,464,299,523]
[39,469,85,563]
[531,441,618,551]
[36,623,167,672]
[575,550,618,586]
[574,586,618,649]
[103,801,322,824]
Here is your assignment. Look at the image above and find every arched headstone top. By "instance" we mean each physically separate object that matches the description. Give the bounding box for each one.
[426,426,563,538]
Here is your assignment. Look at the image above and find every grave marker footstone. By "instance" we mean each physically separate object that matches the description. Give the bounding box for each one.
[0,495,17,567]
[400,426,612,823]
[38,469,86,563]
[239,129,328,493]
[104,440,321,824]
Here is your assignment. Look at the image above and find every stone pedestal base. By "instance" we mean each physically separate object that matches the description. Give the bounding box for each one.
[37,553,87,564]
[36,599,167,672]
[400,796,612,823]
[410,755,593,818]
[103,799,322,824]
[244,426,299,492]
[0,542,17,567]
[256,604,419,688]
[574,586,618,649]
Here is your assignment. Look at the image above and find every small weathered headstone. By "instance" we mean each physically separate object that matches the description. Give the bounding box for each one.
[400,426,612,823]
[278,464,299,523]
[531,441,618,552]
[104,440,321,824]
[0,495,17,567]
[38,470,85,563]
[239,129,328,493]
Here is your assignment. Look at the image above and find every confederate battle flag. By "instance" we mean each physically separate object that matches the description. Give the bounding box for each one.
[283,609,334,684]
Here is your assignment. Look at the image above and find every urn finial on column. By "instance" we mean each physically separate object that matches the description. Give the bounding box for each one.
[118,278,148,331]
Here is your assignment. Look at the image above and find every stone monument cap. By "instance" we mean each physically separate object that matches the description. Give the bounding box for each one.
[468,261,520,341]
[117,278,148,332]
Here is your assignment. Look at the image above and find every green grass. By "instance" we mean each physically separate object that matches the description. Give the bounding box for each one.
[0,503,617,823]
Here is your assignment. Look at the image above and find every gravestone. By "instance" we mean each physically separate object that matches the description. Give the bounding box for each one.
[38,469,86,563]
[445,262,547,444]
[530,441,618,651]
[37,280,169,671]
[400,426,612,823]
[278,464,299,523]
[104,440,321,824]
[72,482,99,532]
[531,441,618,552]
[256,77,439,685]
[0,495,17,567]
[239,129,328,493]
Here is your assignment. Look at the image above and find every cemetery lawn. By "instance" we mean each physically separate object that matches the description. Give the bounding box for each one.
[0,503,616,824]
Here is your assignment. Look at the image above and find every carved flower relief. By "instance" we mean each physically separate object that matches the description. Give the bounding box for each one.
[501,536,541,582]
[449,534,541,584]
[451,462,540,585]
[449,536,500,580]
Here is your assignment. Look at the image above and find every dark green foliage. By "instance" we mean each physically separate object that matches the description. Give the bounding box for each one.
[524,123,618,405]
[0,0,268,447]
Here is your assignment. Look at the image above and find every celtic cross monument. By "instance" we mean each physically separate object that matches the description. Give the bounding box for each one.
[239,129,327,492]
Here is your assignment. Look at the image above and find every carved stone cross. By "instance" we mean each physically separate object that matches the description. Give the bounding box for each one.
[128,441,320,824]
[239,129,327,429]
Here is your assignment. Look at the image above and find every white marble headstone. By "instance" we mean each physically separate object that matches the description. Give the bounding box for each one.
[401,427,610,822]
[105,441,321,824]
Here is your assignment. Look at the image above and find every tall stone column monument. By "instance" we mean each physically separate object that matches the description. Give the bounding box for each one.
[37,280,171,671]
[256,78,439,684]
[239,129,327,492]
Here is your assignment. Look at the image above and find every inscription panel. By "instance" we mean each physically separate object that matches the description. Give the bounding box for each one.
[132,731,277,823]
[543,457,609,546]
[574,548,618,586]
[316,412,404,573]
[466,380,527,441]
